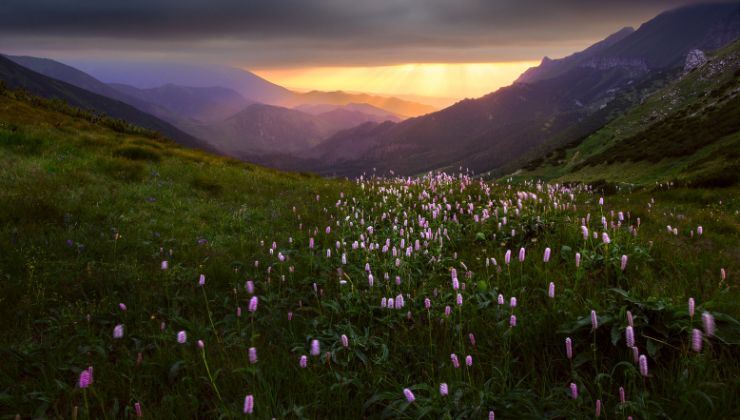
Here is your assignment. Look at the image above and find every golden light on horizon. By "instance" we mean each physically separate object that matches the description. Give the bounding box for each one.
[253,61,539,103]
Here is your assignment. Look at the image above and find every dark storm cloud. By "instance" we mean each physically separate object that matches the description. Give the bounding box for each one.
[0,0,727,66]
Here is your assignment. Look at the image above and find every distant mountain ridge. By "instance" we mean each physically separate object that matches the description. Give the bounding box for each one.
[184,102,401,156]
[70,60,437,117]
[108,83,251,123]
[0,55,213,151]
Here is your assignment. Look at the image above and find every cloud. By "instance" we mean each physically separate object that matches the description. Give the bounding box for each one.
[0,0,725,67]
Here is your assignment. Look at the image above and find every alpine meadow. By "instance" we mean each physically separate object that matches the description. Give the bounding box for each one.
[0,1,738,419]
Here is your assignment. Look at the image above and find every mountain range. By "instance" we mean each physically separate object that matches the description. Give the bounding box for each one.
[1,2,737,182]
[285,2,738,177]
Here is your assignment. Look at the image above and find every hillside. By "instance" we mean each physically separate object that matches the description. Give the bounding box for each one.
[0,55,212,151]
[1,86,738,418]
[513,41,740,186]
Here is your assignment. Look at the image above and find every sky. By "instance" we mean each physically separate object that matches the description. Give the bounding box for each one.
[0,0,722,100]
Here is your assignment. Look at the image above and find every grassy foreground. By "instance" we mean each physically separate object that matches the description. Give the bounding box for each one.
[1,88,739,419]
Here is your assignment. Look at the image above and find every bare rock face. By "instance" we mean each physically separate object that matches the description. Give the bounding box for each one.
[684,49,707,71]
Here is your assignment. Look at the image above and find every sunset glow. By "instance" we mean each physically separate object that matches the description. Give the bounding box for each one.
[254,61,539,102]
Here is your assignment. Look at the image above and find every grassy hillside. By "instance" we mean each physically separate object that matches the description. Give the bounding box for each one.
[514,41,740,186]
[0,87,738,418]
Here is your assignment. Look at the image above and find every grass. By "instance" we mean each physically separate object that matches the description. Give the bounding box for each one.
[0,88,739,419]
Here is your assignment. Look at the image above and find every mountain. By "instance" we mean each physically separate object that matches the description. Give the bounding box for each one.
[71,60,437,118]
[185,104,327,155]
[294,102,401,120]
[68,60,294,104]
[0,55,212,151]
[283,90,436,118]
[108,83,251,123]
[5,55,175,119]
[513,40,740,187]
[185,102,403,156]
[297,2,739,177]
[518,2,739,84]
[516,27,636,84]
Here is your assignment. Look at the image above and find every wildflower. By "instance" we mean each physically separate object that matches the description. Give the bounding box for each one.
[177,330,187,344]
[403,388,415,403]
[688,297,695,318]
[456,293,463,306]
[245,280,255,294]
[602,232,610,244]
[78,368,92,388]
[113,324,124,339]
[581,226,589,240]
[197,340,204,349]
[248,296,259,312]
[469,333,476,346]
[310,339,320,356]
[243,394,254,414]
[697,226,703,236]
[620,255,628,271]
[509,296,517,308]
[465,355,473,366]
[720,268,726,281]
[595,399,602,417]
[134,402,142,417]
[341,334,349,348]
[691,329,702,352]
[518,247,526,262]
[237,307,242,317]
[619,386,626,404]
[287,311,293,321]
[488,411,495,420]
[565,337,573,359]
[509,314,517,327]
[161,260,168,270]
[639,354,649,377]
[575,252,581,268]
[570,382,578,399]
[497,294,504,305]
[299,355,308,368]
[368,274,374,287]
[198,274,205,286]
[702,312,715,337]
[543,247,551,263]
[626,310,634,327]
[548,282,555,298]
[439,383,448,396]
[450,353,460,368]
[249,347,258,364]
[591,310,598,330]
[381,297,387,308]
[625,326,634,348]
[504,249,511,265]
[424,298,431,309]
[119,303,127,311]
[452,277,459,290]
